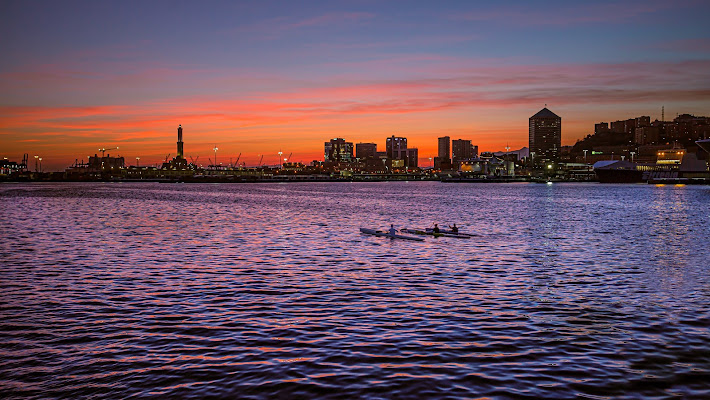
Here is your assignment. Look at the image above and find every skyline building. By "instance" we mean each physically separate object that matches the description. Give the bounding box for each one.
[529,107,561,164]
[324,138,354,162]
[386,135,419,168]
[355,142,377,159]
[452,139,478,162]
[438,136,450,160]
[386,136,407,159]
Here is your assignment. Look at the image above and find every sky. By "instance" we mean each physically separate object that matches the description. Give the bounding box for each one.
[1,0,709,170]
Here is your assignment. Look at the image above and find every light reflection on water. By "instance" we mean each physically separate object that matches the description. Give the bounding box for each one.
[1,182,709,399]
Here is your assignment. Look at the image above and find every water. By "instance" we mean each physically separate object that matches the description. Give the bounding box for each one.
[1,182,709,399]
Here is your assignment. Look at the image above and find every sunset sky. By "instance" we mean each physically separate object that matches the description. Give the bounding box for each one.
[2,0,709,170]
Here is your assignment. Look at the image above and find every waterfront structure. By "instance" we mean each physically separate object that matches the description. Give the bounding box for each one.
[164,125,188,169]
[177,125,184,158]
[438,136,450,160]
[324,138,354,162]
[0,157,26,176]
[385,135,419,168]
[355,143,377,159]
[386,136,407,159]
[405,148,418,168]
[452,139,478,162]
[88,153,125,172]
[529,107,561,165]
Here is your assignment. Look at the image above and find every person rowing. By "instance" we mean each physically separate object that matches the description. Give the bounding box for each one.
[449,223,458,233]
[389,224,397,236]
[432,224,440,233]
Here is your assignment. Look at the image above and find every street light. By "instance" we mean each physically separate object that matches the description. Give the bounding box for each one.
[39,157,43,173]
[630,151,636,163]
[34,155,39,172]
[583,149,588,164]
[278,150,283,168]
[136,157,140,167]
[213,145,219,169]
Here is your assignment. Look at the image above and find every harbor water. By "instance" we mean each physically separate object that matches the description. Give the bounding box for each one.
[1,182,709,399]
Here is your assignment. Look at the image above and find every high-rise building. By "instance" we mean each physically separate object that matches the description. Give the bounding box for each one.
[438,136,450,160]
[355,143,377,159]
[529,107,561,163]
[405,148,418,168]
[452,139,477,162]
[324,138,353,162]
[386,135,407,159]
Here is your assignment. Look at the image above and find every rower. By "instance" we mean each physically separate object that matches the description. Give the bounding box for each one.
[433,224,440,233]
[389,224,397,236]
[449,223,458,233]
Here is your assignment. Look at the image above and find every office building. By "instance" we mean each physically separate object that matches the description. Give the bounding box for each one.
[386,136,407,159]
[452,139,478,162]
[529,107,561,164]
[324,138,354,162]
[355,143,377,159]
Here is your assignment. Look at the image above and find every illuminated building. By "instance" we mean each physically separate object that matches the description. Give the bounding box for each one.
[324,138,354,162]
[529,107,561,164]
[385,135,418,168]
[386,136,407,159]
[656,148,685,165]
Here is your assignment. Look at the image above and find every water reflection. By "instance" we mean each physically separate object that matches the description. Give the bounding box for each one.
[0,182,708,399]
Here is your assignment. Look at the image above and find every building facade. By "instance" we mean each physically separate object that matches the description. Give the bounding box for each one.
[438,136,450,160]
[529,107,561,164]
[386,136,407,159]
[324,138,354,162]
[452,139,478,162]
[355,142,377,159]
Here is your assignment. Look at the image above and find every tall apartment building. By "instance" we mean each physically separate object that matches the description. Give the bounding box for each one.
[438,136,450,160]
[452,139,478,162]
[529,107,561,163]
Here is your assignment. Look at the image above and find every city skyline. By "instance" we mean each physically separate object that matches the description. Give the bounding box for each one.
[2,0,710,170]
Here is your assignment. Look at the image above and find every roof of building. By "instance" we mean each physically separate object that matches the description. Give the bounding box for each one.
[592,160,636,170]
[531,107,560,119]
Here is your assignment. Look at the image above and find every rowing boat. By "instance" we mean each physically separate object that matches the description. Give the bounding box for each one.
[401,228,444,237]
[405,228,471,239]
[359,228,424,241]
[425,228,475,237]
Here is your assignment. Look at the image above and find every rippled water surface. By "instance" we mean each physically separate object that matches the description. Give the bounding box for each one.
[1,182,709,399]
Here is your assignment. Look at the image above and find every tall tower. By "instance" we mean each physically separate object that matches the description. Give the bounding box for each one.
[438,136,450,160]
[529,107,561,165]
[177,125,184,158]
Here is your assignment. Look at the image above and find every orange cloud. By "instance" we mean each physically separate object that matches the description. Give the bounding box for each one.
[2,60,709,170]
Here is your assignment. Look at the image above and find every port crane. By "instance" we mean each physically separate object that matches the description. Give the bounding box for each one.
[234,153,241,168]
[164,153,171,163]
[258,154,264,167]
[99,147,119,156]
